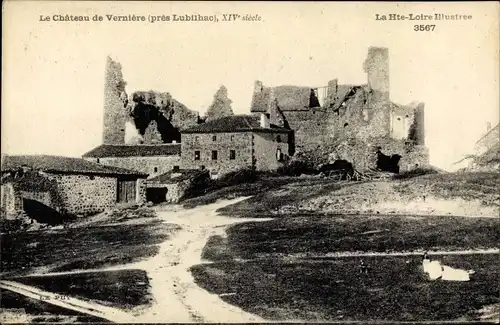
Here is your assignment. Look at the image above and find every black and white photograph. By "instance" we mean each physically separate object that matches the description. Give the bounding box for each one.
[1,1,499,323]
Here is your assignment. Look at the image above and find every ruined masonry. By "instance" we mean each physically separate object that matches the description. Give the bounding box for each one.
[250,47,428,172]
[91,47,429,180]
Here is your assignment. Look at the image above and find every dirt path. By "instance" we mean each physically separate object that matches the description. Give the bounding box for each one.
[130,197,268,323]
[2,197,266,323]
[6,196,498,323]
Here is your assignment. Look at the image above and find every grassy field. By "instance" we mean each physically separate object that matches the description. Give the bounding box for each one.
[197,203,499,322]
[0,289,110,323]
[396,172,499,206]
[181,176,304,208]
[215,172,499,218]
[201,215,500,261]
[12,269,152,310]
[191,254,499,321]
[1,222,180,276]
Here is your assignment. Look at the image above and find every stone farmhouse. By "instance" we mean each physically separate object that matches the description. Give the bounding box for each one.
[180,114,291,177]
[1,155,147,218]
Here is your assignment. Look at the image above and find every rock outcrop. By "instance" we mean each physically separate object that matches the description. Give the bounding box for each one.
[126,91,199,144]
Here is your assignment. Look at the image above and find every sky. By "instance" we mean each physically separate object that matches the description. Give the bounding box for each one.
[2,1,499,171]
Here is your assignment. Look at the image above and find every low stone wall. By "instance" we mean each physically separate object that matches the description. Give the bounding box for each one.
[1,183,21,218]
[53,174,117,215]
[164,183,181,203]
[327,137,429,172]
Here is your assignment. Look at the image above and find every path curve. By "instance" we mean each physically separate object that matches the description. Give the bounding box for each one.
[131,197,268,323]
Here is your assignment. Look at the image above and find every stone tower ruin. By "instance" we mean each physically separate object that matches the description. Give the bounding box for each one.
[103,56,128,144]
[363,47,389,102]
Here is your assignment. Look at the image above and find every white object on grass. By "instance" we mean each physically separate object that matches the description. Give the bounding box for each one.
[422,258,473,281]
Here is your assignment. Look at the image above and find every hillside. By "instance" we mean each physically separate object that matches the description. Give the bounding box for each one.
[210,171,499,218]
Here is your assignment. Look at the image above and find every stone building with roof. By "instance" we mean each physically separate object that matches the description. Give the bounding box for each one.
[82,143,181,178]
[180,114,291,178]
[1,155,148,218]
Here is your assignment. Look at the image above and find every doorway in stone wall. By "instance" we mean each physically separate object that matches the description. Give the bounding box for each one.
[146,187,168,204]
[117,179,137,203]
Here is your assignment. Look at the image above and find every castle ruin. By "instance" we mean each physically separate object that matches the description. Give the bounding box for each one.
[250,47,428,172]
[94,47,429,175]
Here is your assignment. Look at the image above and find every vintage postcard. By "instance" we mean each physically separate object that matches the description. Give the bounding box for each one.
[1,1,499,323]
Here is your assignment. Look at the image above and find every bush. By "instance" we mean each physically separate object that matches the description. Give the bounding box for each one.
[181,169,258,201]
[0,214,31,233]
[277,160,318,176]
[214,168,258,187]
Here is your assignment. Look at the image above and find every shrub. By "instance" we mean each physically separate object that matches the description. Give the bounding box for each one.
[277,160,318,176]
[0,212,31,234]
[215,168,258,187]
[182,169,257,200]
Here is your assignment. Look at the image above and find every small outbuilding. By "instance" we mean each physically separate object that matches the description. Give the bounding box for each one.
[1,155,148,218]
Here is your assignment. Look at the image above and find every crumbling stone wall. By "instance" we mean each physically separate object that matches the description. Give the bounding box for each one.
[363,47,389,102]
[1,183,19,217]
[278,88,390,154]
[127,91,199,144]
[475,124,499,155]
[408,103,425,145]
[53,174,117,215]
[103,57,128,144]
[181,132,254,177]
[327,138,429,172]
[85,156,180,177]
[249,47,428,172]
[205,85,234,121]
[253,132,290,171]
[102,58,200,145]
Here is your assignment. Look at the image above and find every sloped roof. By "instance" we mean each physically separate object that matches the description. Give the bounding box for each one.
[273,86,312,111]
[147,169,208,184]
[181,115,291,134]
[1,155,147,177]
[82,144,181,158]
[250,85,311,112]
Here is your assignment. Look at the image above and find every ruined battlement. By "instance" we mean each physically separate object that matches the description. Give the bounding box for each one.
[102,58,199,145]
[101,47,428,174]
[363,46,390,102]
[249,47,427,170]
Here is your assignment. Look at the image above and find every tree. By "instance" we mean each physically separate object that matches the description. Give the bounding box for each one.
[205,85,234,121]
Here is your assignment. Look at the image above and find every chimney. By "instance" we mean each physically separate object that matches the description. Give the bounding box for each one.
[260,113,270,128]
[487,122,492,132]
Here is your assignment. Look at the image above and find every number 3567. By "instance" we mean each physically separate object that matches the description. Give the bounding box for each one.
[414,25,436,31]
